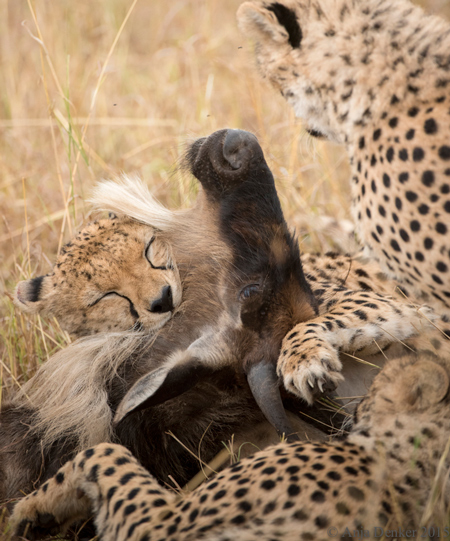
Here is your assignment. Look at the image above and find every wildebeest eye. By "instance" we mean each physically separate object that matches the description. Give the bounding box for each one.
[240,284,261,300]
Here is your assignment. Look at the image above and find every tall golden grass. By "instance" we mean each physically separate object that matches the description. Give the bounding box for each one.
[0,0,449,537]
[0,0,356,392]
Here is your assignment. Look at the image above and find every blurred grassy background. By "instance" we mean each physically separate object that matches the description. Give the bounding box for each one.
[0,0,449,399]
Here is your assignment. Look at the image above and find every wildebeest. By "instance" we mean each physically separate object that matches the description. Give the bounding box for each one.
[1,129,327,509]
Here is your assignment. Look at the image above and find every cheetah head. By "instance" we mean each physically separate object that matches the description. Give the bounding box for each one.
[237,0,429,144]
[353,352,450,446]
[14,217,182,337]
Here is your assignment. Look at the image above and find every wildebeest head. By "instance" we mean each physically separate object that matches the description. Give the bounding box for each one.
[114,129,317,438]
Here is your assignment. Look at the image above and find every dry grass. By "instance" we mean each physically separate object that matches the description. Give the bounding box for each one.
[1,0,449,538]
[0,0,361,395]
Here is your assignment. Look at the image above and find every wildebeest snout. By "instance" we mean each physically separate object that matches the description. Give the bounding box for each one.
[184,129,268,200]
[222,129,259,170]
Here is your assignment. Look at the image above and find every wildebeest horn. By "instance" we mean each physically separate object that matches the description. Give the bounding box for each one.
[246,361,299,442]
[113,358,215,426]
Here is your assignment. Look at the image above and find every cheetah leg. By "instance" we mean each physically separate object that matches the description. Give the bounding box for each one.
[278,290,436,404]
[10,457,93,539]
[11,443,175,541]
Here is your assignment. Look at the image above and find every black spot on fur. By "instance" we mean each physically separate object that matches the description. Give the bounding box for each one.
[424,118,438,134]
[261,479,276,490]
[55,472,65,484]
[422,170,435,187]
[413,147,425,161]
[123,504,137,516]
[116,456,131,466]
[348,486,365,501]
[267,3,302,48]
[293,509,309,520]
[311,490,325,503]
[107,486,118,501]
[390,239,401,252]
[436,222,448,234]
[439,146,450,160]
[88,464,99,483]
[84,449,95,459]
[120,472,137,485]
[113,499,124,514]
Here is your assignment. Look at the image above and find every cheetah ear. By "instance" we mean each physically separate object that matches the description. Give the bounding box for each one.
[113,356,216,425]
[14,276,51,314]
[400,359,449,410]
[237,2,302,49]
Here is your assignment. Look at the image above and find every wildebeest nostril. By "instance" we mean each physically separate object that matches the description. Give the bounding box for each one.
[223,129,259,170]
[149,285,173,314]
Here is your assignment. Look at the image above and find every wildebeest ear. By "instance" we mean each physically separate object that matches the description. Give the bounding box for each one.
[113,356,215,425]
[14,276,49,314]
[237,2,302,49]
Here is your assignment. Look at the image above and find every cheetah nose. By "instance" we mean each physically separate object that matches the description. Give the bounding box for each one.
[149,285,173,314]
[223,129,259,170]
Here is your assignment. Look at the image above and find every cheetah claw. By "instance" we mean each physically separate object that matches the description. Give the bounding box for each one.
[278,347,344,404]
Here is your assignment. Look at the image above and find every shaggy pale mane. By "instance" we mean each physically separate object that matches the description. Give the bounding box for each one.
[17,332,150,449]
[90,174,178,231]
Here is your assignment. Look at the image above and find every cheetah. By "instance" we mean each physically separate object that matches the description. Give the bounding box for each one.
[14,216,182,337]
[11,350,450,540]
[237,0,450,314]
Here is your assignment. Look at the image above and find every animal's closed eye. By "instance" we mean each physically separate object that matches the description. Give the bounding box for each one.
[240,283,261,300]
[88,292,121,307]
[145,238,173,270]
[88,292,139,319]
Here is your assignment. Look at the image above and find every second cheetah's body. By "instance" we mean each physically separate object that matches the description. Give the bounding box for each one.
[238,0,450,312]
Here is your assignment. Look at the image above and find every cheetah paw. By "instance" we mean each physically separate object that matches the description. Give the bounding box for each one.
[278,345,344,404]
[12,509,62,540]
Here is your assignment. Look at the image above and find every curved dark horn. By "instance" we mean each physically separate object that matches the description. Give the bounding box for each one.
[246,362,299,443]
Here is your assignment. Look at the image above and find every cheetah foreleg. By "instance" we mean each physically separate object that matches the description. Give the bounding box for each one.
[278,291,436,404]
[10,458,93,539]
[11,443,176,541]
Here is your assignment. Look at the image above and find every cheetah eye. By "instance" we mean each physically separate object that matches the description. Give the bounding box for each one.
[239,283,261,301]
[88,291,120,307]
[145,238,173,270]
[88,292,139,319]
